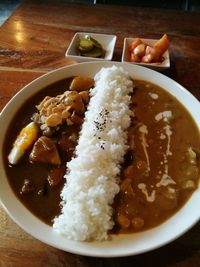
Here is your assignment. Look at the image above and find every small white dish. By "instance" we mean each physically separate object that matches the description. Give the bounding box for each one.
[122,37,170,70]
[65,32,117,62]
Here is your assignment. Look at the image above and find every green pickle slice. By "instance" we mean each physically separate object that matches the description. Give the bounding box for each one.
[81,47,104,58]
[78,35,105,58]
[79,39,94,52]
[89,37,102,48]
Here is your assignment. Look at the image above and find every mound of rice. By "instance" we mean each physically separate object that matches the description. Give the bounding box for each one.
[53,65,134,241]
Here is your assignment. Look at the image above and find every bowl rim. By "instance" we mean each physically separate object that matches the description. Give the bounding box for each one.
[0,61,200,257]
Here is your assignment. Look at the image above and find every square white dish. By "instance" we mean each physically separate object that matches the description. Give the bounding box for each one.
[122,37,170,70]
[65,32,117,62]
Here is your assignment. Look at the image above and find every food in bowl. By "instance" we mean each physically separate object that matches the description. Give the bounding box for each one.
[129,34,170,63]
[3,66,200,242]
[53,66,133,241]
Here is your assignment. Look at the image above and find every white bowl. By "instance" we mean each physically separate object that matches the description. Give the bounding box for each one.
[65,32,117,62]
[0,61,200,257]
[122,37,170,70]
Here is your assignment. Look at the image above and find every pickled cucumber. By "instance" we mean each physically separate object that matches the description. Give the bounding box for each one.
[81,47,104,58]
[78,35,105,58]
[79,39,94,52]
[89,36,102,49]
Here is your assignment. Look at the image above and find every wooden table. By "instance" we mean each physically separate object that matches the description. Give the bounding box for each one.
[0,1,200,266]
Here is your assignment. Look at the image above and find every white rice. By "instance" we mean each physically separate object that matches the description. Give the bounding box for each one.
[53,65,134,241]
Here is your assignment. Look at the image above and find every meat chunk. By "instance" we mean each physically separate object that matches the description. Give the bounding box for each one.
[20,179,34,194]
[32,90,88,136]
[30,136,61,165]
[48,165,66,187]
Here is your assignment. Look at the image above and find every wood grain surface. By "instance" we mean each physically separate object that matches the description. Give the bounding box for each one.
[0,1,200,266]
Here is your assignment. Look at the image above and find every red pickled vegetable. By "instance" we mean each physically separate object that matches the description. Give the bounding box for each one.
[153,34,169,55]
[129,34,170,64]
[129,38,143,53]
[130,53,140,62]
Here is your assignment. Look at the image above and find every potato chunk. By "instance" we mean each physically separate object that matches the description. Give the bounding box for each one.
[117,213,130,229]
[70,76,94,91]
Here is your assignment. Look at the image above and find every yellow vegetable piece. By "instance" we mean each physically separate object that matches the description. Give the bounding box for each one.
[8,122,39,165]
[70,76,94,91]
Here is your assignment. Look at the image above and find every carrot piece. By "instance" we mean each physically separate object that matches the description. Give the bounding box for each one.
[48,166,66,187]
[153,34,169,55]
[129,38,143,53]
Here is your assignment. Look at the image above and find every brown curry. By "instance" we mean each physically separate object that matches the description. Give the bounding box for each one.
[3,78,200,233]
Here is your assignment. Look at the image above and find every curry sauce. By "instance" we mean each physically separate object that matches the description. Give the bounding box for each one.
[113,80,200,233]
